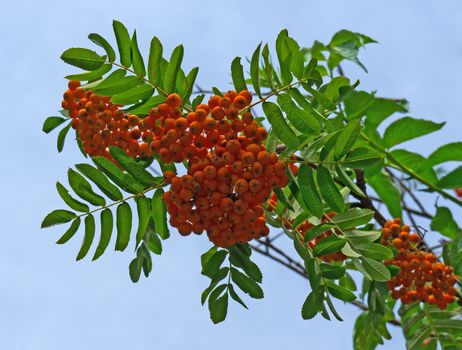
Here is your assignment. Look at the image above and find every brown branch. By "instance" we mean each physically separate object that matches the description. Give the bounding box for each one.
[354,169,387,226]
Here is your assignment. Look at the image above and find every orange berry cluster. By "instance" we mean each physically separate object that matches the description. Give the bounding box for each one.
[62,81,152,159]
[146,90,267,164]
[161,91,289,247]
[382,219,458,309]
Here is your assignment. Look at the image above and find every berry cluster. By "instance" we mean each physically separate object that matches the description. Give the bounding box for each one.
[63,81,151,158]
[161,91,289,247]
[382,219,458,309]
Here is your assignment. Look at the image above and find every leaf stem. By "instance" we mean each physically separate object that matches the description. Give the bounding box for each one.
[75,182,165,219]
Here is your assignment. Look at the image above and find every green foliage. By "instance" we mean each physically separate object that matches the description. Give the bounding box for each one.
[383,117,445,148]
[43,22,462,348]
[60,48,105,70]
[399,303,462,349]
[201,244,263,324]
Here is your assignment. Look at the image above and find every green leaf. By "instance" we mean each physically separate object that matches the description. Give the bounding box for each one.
[389,149,437,184]
[383,117,445,148]
[202,250,228,278]
[192,94,205,109]
[437,166,462,189]
[231,268,264,299]
[209,293,228,324]
[297,165,324,218]
[277,94,321,135]
[56,218,81,244]
[344,230,381,245]
[344,91,375,119]
[115,202,132,251]
[332,209,374,230]
[365,97,408,129]
[88,33,116,62]
[151,188,169,239]
[228,284,248,309]
[129,257,142,283]
[83,68,124,90]
[57,122,71,152]
[325,280,356,302]
[68,168,106,206]
[112,20,131,67]
[340,272,357,292]
[92,209,113,260]
[125,95,166,114]
[317,165,345,213]
[427,142,462,166]
[303,223,336,242]
[182,67,199,102]
[163,45,184,93]
[142,248,152,278]
[361,258,391,282]
[305,257,322,290]
[335,165,365,198]
[136,196,151,246]
[75,163,123,201]
[108,147,159,187]
[41,209,76,228]
[93,156,144,194]
[130,31,146,77]
[312,235,346,257]
[231,57,247,92]
[76,214,95,260]
[262,102,299,150]
[366,171,402,219]
[301,289,323,320]
[65,64,112,81]
[355,243,393,260]
[110,83,154,105]
[56,182,89,212]
[43,116,66,133]
[144,223,162,255]
[60,48,105,70]
[94,76,143,96]
[331,41,367,72]
[431,206,460,239]
[325,294,343,321]
[228,246,262,283]
[320,263,346,279]
[343,147,382,168]
[334,120,362,160]
[250,43,262,97]
[147,36,163,85]
[201,270,228,305]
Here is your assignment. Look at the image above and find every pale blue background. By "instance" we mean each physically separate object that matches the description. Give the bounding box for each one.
[1,1,462,349]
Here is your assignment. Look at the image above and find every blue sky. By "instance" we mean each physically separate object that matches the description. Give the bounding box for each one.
[1,1,462,349]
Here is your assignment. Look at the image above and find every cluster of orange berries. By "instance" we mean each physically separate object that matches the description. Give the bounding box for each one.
[63,81,151,158]
[160,91,289,247]
[383,219,458,309]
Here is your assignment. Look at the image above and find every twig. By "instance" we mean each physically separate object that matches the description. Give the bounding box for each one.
[354,169,387,226]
